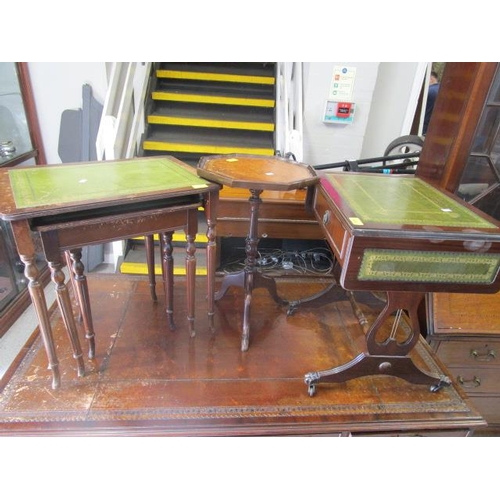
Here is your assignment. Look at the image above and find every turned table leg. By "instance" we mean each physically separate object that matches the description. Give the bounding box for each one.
[68,248,96,360]
[215,189,287,351]
[20,253,62,389]
[47,258,85,378]
[204,191,218,330]
[145,234,158,302]
[161,231,175,331]
[185,209,198,338]
[11,220,62,389]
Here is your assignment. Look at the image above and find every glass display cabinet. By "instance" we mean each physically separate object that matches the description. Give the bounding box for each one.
[0,62,46,336]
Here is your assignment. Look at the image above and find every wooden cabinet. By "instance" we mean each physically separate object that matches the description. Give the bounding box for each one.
[420,62,500,428]
[218,186,322,240]
[427,291,500,426]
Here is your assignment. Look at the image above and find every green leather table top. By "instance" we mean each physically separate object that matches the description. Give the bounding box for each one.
[8,157,209,210]
[321,173,497,229]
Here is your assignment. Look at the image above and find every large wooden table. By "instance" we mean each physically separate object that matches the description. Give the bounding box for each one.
[0,273,487,436]
[303,172,500,396]
[0,156,220,389]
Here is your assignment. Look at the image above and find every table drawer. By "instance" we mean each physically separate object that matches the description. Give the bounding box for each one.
[314,188,349,262]
[219,199,316,221]
[217,219,322,240]
[434,340,500,366]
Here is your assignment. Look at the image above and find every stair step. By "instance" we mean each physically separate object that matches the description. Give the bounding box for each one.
[119,261,207,276]
[143,126,274,156]
[155,79,275,98]
[131,233,208,244]
[152,90,274,108]
[148,102,274,132]
[140,151,203,167]
[158,62,276,81]
[155,79,274,99]
[157,69,275,86]
[143,141,274,156]
[141,62,277,164]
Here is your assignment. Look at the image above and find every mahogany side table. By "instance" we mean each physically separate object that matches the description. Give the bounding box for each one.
[0,156,220,389]
[304,172,500,395]
[197,154,318,351]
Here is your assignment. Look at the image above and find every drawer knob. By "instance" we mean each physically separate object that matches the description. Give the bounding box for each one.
[457,375,481,388]
[470,348,496,361]
[322,210,331,225]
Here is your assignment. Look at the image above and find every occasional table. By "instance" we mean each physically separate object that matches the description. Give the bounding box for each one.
[303,172,500,395]
[197,154,318,351]
[0,156,220,389]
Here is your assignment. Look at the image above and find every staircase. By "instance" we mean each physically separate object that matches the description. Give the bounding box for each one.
[140,62,277,165]
[120,62,278,276]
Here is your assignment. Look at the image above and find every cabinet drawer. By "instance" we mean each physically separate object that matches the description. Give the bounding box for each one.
[467,395,500,426]
[354,429,472,437]
[445,365,500,394]
[434,340,500,366]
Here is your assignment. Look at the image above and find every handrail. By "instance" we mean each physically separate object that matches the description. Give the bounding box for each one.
[275,62,303,161]
[95,62,152,270]
[314,151,420,174]
[96,62,152,161]
[125,63,152,158]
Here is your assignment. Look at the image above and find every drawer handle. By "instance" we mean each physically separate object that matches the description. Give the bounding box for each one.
[457,375,481,388]
[470,348,496,362]
[322,210,331,225]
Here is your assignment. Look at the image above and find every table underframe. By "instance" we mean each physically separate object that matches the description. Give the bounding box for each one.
[9,196,218,390]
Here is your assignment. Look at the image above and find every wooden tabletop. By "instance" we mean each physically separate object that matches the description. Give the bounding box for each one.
[197,154,318,191]
[320,172,499,231]
[0,156,218,221]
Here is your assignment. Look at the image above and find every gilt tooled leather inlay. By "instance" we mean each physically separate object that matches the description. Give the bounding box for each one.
[358,249,500,284]
[323,174,497,228]
[9,157,206,209]
[0,337,471,426]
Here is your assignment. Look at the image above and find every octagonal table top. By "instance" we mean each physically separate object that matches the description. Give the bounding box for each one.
[197,154,318,191]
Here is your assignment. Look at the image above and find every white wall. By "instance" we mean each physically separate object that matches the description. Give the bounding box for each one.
[28,63,111,263]
[28,62,108,165]
[302,62,380,167]
[301,62,425,167]
[361,62,427,158]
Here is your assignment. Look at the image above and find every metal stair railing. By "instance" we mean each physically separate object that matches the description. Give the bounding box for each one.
[314,151,421,174]
[96,62,152,161]
[276,62,304,161]
[94,62,152,270]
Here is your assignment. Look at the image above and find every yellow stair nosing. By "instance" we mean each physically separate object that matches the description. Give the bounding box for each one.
[143,141,274,156]
[147,115,274,132]
[152,91,275,108]
[120,261,207,276]
[157,69,275,86]
[131,233,208,243]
